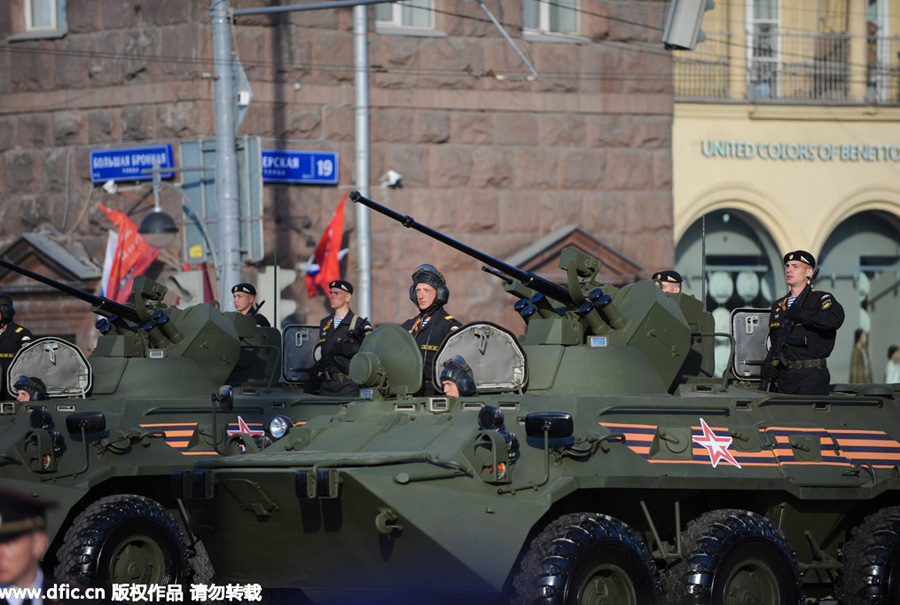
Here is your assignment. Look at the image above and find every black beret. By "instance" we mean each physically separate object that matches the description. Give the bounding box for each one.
[232,283,256,296]
[0,489,55,538]
[329,280,353,294]
[652,270,683,284]
[782,250,816,268]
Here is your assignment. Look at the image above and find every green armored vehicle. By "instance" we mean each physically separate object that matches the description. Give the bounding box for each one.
[178,192,900,604]
[0,259,341,588]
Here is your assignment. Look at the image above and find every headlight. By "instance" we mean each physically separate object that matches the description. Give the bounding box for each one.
[477,405,504,431]
[269,415,293,439]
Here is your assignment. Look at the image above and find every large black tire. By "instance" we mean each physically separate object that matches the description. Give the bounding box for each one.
[511,512,660,605]
[836,506,900,604]
[54,495,190,589]
[661,509,802,605]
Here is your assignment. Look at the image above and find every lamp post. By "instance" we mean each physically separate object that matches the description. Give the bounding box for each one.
[138,162,179,249]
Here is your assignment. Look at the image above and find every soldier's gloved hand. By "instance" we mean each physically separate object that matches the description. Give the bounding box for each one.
[338,340,357,357]
[785,302,803,321]
[760,361,778,383]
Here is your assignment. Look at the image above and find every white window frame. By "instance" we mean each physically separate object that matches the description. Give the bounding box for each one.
[745,0,781,99]
[522,0,581,42]
[25,0,57,31]
[375,0,434,31]
[9,0,66,41]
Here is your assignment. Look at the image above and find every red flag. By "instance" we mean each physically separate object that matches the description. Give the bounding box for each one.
[305,195,346,297]
[98,204,161,303]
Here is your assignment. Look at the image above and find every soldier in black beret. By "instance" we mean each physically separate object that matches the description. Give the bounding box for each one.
[311,280,371,396]
[231,283,271,327]
[0,489,62,602]
[652,270,683,294]
[762,250,844,395]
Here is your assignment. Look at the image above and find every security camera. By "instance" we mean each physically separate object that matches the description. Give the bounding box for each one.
[102,179,118,194]
[383,170,403,189]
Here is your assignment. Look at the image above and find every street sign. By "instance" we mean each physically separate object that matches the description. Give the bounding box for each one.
[90,144,174,183]
[261,150,339,185]
[181,136,264,265]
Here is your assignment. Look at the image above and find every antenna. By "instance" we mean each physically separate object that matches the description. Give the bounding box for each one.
[701,214,707,311]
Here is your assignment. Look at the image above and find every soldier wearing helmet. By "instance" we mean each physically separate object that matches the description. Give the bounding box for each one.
[440,356,476,398]
[15,376,47,402]
[0,293,33,398]
[402,265,461,395]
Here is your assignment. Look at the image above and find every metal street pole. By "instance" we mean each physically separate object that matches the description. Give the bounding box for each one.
[353,5,372,319]
[211,0,243,309]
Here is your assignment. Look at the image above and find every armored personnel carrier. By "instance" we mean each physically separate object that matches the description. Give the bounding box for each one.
[0,259,341,589]
[178,192,900,604]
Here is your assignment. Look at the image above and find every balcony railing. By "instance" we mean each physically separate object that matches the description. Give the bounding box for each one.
[675,30,900,105]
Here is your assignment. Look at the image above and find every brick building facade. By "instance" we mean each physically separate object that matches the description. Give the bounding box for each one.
[0,1,674,347]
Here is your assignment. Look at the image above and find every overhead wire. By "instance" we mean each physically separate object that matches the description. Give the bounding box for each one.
[0,1,889,91]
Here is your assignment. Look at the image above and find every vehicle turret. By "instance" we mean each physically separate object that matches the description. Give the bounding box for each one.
[350,191,709,393]
[0,259,279,397]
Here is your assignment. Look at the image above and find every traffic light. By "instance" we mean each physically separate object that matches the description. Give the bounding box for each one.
[257,265,298,328]
[662,0,715,50]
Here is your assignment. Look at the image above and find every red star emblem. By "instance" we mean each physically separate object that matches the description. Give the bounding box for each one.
[227,416,265,437]
[693,418,741,469]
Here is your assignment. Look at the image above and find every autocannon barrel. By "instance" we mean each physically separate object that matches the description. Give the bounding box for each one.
[351,191,574,306]
[0,258,141,325]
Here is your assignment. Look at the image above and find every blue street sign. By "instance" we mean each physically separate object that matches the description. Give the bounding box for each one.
[90,144,175,183]
[261,149,339,185]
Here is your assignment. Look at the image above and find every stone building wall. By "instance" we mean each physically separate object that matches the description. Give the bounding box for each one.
[0,0,674,340]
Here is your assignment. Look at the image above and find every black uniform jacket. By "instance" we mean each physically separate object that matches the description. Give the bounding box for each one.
[768,289,844,364]
[0,322,33,396]
[402,306,461,394]
[317,310,371,376]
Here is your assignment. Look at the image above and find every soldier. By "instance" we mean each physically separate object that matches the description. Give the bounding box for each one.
[14,376,48,403]
[0,489,61,603]
[762,250,844,395]
[231,283,271,327]
[652,270,683,293]
[313,280,371,396]
[440,356,476,398]
[402,265,461,396]
[0,294,33,398]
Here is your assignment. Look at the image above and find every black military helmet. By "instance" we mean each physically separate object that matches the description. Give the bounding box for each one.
[0,292,14,325]
[15,375,48,401]
[439,355,476,397]
[408,264,450,309]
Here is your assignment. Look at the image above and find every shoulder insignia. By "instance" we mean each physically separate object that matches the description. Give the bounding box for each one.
[450,325,460,332]
[21,336,31,341]
[14,327,22,334]
[821,299,832,310]
[444,315,454,320]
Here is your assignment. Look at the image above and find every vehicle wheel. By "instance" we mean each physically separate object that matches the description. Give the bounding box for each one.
[511,512,660,605]
[661,509,802,604]
[54,494,190,589]
[836,506,900,604]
